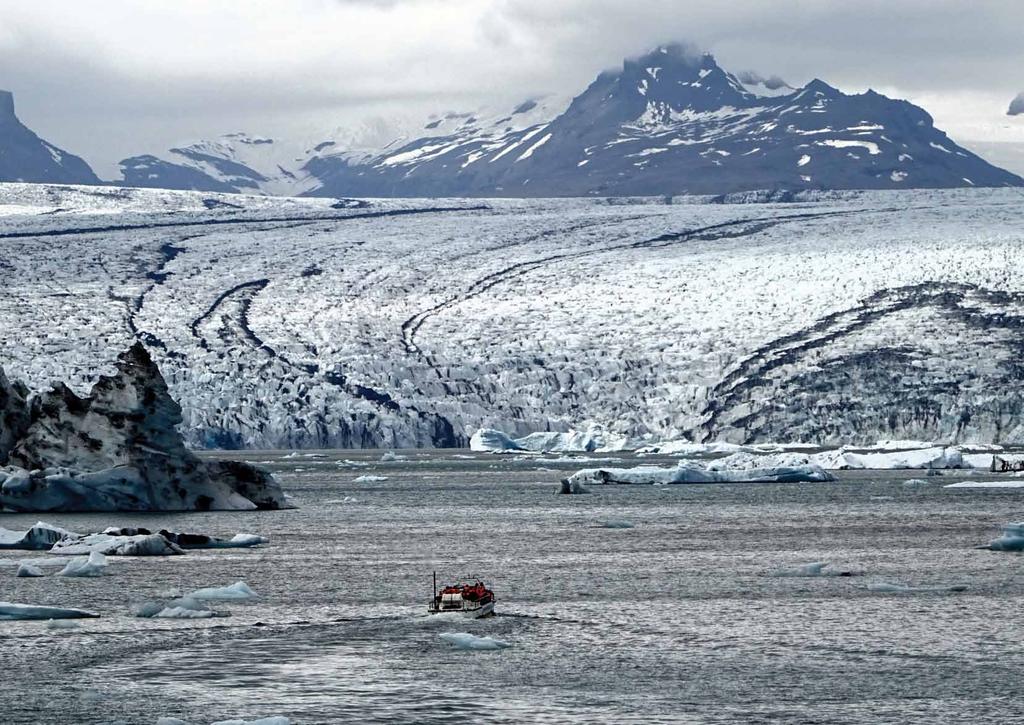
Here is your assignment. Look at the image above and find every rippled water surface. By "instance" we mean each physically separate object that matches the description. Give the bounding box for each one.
[3,450,1024,724]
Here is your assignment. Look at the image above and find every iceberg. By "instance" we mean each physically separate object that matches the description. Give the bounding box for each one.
[16,562,45,577]
[470,426,632,453]
[188,581,257,601]
[814,446,966,470]
[767,562,853,577]
[58,551,108,577]
[0,601,99,620]
[50,533,184,557]
[438,632,512,651]
[564,460,835,487]
[985,523,1024,551]
[558,478,590,494]
[0,344,290,513]
[353,475,388,482]
[866,581,967,593]
[469,428,523,452]
[157,716,291,725]
[0,521,76,550]
[134,596,217,619]
[946,480,1024,489]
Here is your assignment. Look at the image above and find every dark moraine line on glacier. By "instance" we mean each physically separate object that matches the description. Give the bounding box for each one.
[697,281,1024,440]
[190,275,462,444]
[0,204,491,240]
[399,207,874,363]
[189,278,277,354]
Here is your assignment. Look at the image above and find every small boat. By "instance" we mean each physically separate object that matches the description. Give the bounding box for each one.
[428,571,496,618]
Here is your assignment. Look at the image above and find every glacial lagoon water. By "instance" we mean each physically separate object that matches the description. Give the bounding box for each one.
[3,450,1024,724]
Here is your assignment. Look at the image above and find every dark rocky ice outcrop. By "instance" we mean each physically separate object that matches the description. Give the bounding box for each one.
[0,343,289,512]
[1009,93,1024,117]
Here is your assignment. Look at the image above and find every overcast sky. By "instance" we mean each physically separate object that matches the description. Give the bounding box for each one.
[1,0,1022,177]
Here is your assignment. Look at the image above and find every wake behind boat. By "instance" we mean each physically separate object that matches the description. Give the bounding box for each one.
[428,572,496,618]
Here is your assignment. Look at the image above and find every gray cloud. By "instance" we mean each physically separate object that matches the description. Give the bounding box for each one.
[0,0,1021,174]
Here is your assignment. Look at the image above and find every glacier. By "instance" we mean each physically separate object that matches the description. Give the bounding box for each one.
[1,184,1024,451]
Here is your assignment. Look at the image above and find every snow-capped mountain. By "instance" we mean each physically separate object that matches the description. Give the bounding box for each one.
[113,46,1023,197]
[304,45,1022,196]
[0,91,99,185]
[119,133,321,196]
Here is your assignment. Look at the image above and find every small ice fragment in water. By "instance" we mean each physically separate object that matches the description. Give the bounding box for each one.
[768,562,848,577]
[867,582,967,593]
[596,519,634,529]
[381,451,399,461]
[210,717,291,725]
[16,562,45,577]
[188,581,257,600]
[59,551,107,577]
[353,475,388,482]
[46,618,80,630]
[439,632,512,650]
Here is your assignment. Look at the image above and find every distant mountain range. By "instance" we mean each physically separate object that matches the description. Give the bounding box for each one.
[3,45,1022,195]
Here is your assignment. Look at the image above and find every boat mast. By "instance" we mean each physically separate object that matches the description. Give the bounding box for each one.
[433,570,437,601]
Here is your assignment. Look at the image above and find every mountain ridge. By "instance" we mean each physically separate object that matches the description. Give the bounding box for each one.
[0,90,100,185]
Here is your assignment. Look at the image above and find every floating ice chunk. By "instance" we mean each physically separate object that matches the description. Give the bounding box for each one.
[46,618,80,630]
[593,518,630,528]
[210,717,291,725]
[59,551,107,577]
[134,596,216,619]
[0,521,77,550]
[188,581,257,601]
[156,719,190,725]
[867,582,967,593]
[226,534,269,547]
[0,602,99,620]
[353,475,388,483]
[816,447,965,470]
[51,533,184,556]
[902,479,930,487]
[380,451,400,462]
[984,523,1024,551]
[566,461,834,487]
[16,562,45,577]
[469,428,523,452]
[439,632,512,650]
[559,478,589,494]
[768,562,853,577]
[947,480,1024,489]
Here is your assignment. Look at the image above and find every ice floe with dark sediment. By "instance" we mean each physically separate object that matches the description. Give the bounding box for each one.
[564,460,835,487]
[0,601,99,620]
